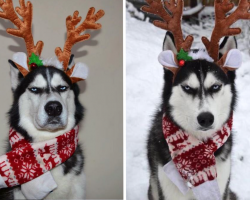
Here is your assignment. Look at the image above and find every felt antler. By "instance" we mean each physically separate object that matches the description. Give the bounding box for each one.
[0,1,104,82]
[202,0,250,62]
[0,0,44,57]
[55,7,105,72]
[141,0,193,52]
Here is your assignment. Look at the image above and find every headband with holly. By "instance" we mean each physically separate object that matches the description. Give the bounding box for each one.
[141,0,249,79]
[0,0,105,83]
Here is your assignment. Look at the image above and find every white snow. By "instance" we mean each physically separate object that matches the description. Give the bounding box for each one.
[183,3,203,16]
[127,1,145,20]
[126,6,250,200]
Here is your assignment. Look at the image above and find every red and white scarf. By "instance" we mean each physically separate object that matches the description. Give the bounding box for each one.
[163,114,232,187]
[0,126,79,188]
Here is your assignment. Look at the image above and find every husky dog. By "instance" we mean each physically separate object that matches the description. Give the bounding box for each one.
[147,32,238,200]
[0,55,85,199]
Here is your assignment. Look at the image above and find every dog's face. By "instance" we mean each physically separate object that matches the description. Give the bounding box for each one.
[9,63,84,141]
[21,67,73,131]
[168,60,234,139]
[162,32,238,139]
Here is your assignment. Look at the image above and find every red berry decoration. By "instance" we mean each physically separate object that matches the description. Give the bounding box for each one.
[179,60,185,67]
[30,63,37,70]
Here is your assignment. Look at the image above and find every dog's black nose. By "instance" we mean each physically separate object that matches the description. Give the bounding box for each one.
[197,112,214,128]
[45,101,62,117]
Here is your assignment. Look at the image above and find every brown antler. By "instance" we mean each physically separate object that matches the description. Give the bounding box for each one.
[55,7,105,71]
[141,0,193,52]
[202,0,250,62]
[0,0,43,57]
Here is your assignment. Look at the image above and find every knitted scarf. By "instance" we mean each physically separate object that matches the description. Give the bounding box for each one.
[0,126,79,188]
[162,114,232,187]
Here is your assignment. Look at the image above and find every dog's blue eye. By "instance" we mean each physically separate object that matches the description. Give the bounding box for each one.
[58,86,68,92]
[181,85,192,91]
[29,87,42,94]
[181,85,197,95]
[212,84,221,91]
[184,86,190,90]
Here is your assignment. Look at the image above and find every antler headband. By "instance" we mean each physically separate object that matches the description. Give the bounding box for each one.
[142,0,250,76]
[142,0,193,53]
[0,0,105,83]
[202,0,250,62]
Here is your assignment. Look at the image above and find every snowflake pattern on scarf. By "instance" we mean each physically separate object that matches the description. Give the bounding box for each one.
[0,126,79,188]
[163,115,232,187]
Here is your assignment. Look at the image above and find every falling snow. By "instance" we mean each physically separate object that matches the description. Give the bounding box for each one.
[126,6,250,200]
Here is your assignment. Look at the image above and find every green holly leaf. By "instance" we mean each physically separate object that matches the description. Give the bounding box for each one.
[177,49,192,61]
[28,53,43,67]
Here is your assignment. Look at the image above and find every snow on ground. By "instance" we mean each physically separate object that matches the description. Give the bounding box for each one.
[126,7,250,200]
[126,11,163,200]
[183,3,203,16]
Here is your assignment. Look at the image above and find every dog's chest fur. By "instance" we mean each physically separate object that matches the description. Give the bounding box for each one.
[156,156,231,200]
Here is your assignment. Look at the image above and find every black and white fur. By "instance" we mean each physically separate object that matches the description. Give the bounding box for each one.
[0,55,85,199]
[147,32,238,200]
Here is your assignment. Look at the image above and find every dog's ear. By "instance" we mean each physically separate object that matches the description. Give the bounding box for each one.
[219,36,237,59]
[158,50,179,75]
[66,54,89,83]
[8,52,29,90]
[68,54,75,69]
[69,63,89,83]
[218,49,242,71]
[163,32,177,54]
[8,60,23,91]
[217,37,241,72]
